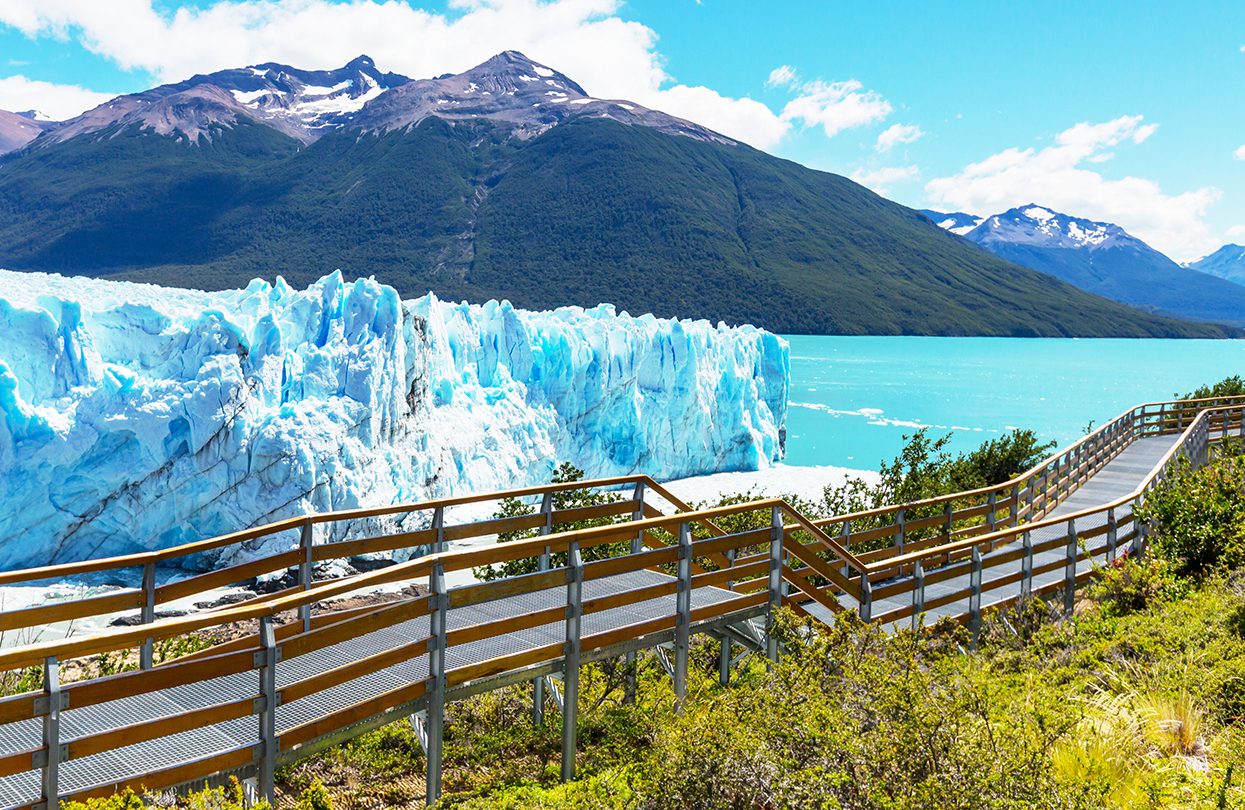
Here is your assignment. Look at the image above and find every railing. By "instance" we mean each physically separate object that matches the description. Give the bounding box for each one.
[822,401,1244,629]
[0,498,861,809]
[0,393,1241,808]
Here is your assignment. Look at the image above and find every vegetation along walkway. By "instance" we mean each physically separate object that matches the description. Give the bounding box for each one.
[0,395,1239,809]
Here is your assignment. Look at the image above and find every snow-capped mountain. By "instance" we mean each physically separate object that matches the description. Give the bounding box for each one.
[28,51,730,149]
[1185,244,1245,287]
[36,55,410,147]
[351,50,732,144]
[923,204,1245,326]
[0,109,54,155]
[918,210,981,236]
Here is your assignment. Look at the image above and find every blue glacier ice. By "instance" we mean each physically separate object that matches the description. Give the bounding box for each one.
[0,270,788,569]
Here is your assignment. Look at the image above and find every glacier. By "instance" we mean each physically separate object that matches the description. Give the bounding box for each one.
[0,270,788,569]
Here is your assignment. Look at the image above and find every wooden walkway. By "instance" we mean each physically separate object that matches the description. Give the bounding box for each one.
[0,395,1238,809]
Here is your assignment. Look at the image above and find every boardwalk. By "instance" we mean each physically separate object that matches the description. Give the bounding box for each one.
[0,395,1236,809]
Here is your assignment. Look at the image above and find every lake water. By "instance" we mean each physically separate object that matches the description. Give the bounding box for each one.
[782,336,1245,471]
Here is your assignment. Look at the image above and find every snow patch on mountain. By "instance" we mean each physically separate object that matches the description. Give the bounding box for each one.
[0,270,787,569]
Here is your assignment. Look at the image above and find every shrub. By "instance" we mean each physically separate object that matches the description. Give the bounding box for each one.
[1088,556,1183,616]
[1138,454,1245,578]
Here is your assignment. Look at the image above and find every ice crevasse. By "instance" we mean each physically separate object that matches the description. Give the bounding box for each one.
[0,270,788,568]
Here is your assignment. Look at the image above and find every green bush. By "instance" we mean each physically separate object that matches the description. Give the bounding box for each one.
[1138,453,1245,578]
[1088,556,1184,616]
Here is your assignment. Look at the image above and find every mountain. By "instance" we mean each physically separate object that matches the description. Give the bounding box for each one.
[1186,245,1245,287]
[33,55,409,148]
[0,110,54,155]
[0,54,1233,338]
[923,205,1245,326]
[918,210,981,236]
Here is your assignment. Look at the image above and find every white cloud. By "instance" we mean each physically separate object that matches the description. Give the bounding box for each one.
[850,165,919,195]
[0,75,113,119]
[876,123,922,153]
[780,79,892,138]
[1227,224,1245,240]
[0,0,800,147]
[925,115,1221,262]
[1234,144,1245,160]
[766,64,797,88]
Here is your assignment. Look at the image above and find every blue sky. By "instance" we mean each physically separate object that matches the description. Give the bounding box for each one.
[0,0,1241,260]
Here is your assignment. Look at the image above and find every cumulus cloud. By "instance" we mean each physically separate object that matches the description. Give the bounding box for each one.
[780,79,892,138]
[766,64,797,88]
[850,165,919,195]
[925,115,1220,262]
[876,123,922,153]
[0,75,113,119]
[1234,144,1245,160]
[0,0,804,147]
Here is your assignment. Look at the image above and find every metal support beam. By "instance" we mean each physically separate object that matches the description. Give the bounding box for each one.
[767,506,783,662]
[561,542,583,782]
[674,522,692,708]
[968,546,983,645]
[432,506,446,554]
[911,560,925,632]
[298,518,314,633]
[40,656,60,810]
[1106,508,1118,563]
[425,564,448,806]
[140,561,157,669]
[1021,530,1033,597]
[625,482,644,705]
[534,493,554,725]
[257,617,278,805]
[1064,519,1078,616]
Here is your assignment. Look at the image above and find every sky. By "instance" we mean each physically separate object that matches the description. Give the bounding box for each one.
[0,0,1241,262]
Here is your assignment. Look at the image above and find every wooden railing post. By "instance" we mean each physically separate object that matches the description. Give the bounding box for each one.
[561,542,584,782]
[911,560,925,632]
[39,655,61,810]
[425,563,448,806]
[1063,519,1078,615]
[534,493,554,723]
[257,616,278,804]
[969,546,983,645]
[1021,530,1033,597]
[767,506,783,662]
[140,561,157,669]
[298,518,313,633]
[674,522,692,709]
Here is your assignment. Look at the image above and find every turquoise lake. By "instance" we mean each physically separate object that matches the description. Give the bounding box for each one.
[781,337,1245,471]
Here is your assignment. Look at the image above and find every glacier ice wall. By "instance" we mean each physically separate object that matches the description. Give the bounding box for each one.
[0,270,787,569]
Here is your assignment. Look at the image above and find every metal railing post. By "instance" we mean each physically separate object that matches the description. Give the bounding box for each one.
[425,563,448,806]
[911,560,925,632]
[719,546,736,686]
[140,561,157,669]
[943,501,954,543]
[1106,508,1118,564]
[257,617,278,804]
[969,546,983,645]
[987,491,997,533]
[859,573,873,623]
[432,505,446,554]
[534,493,553,723]
[767,506,783,662]
[298,518,313,633]
[1021,530,1033,597]
[625,482,644,704]
[561,542,584,782]
[1064,519,1078,616]
[40,656,61,810]
[1010,483,1019,526]
[674,522,692,708]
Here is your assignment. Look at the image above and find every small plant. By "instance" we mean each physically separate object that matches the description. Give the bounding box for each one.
[1089,556,1183,616]
[293,779,333,810]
